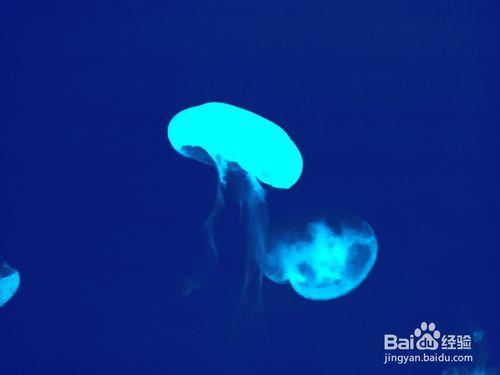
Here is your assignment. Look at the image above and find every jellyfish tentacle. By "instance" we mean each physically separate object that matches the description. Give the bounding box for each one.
[181,175,225,296]
[201,182,224,267]
[226,171,268,335]
[240,173,267,302]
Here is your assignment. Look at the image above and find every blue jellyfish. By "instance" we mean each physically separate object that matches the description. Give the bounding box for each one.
[168,102,302,301]
[0,262,20,307]
[264,219,377,300]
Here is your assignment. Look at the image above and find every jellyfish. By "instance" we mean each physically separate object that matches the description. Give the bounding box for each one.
[264,219,377,300]
[0,261,20,308]
[168,102,302,302]
[167,102,377,304]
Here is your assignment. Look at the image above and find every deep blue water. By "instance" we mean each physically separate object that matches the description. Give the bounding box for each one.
[1,1,499,374]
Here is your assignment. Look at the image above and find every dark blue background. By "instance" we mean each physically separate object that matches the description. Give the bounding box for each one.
[1,0,498,374]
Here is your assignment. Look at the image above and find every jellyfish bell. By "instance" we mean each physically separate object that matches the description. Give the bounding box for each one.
[168,102,303,189]
[0,262,20,308]
[264,216,378,301]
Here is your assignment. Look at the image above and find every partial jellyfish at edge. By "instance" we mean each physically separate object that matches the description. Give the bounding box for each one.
[0,261,20,308]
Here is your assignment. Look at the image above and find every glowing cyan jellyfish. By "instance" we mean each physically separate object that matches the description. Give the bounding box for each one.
[167,102,377,304]
[168,102,302,301]
[0,262,20,308]
[264,219,377,300]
